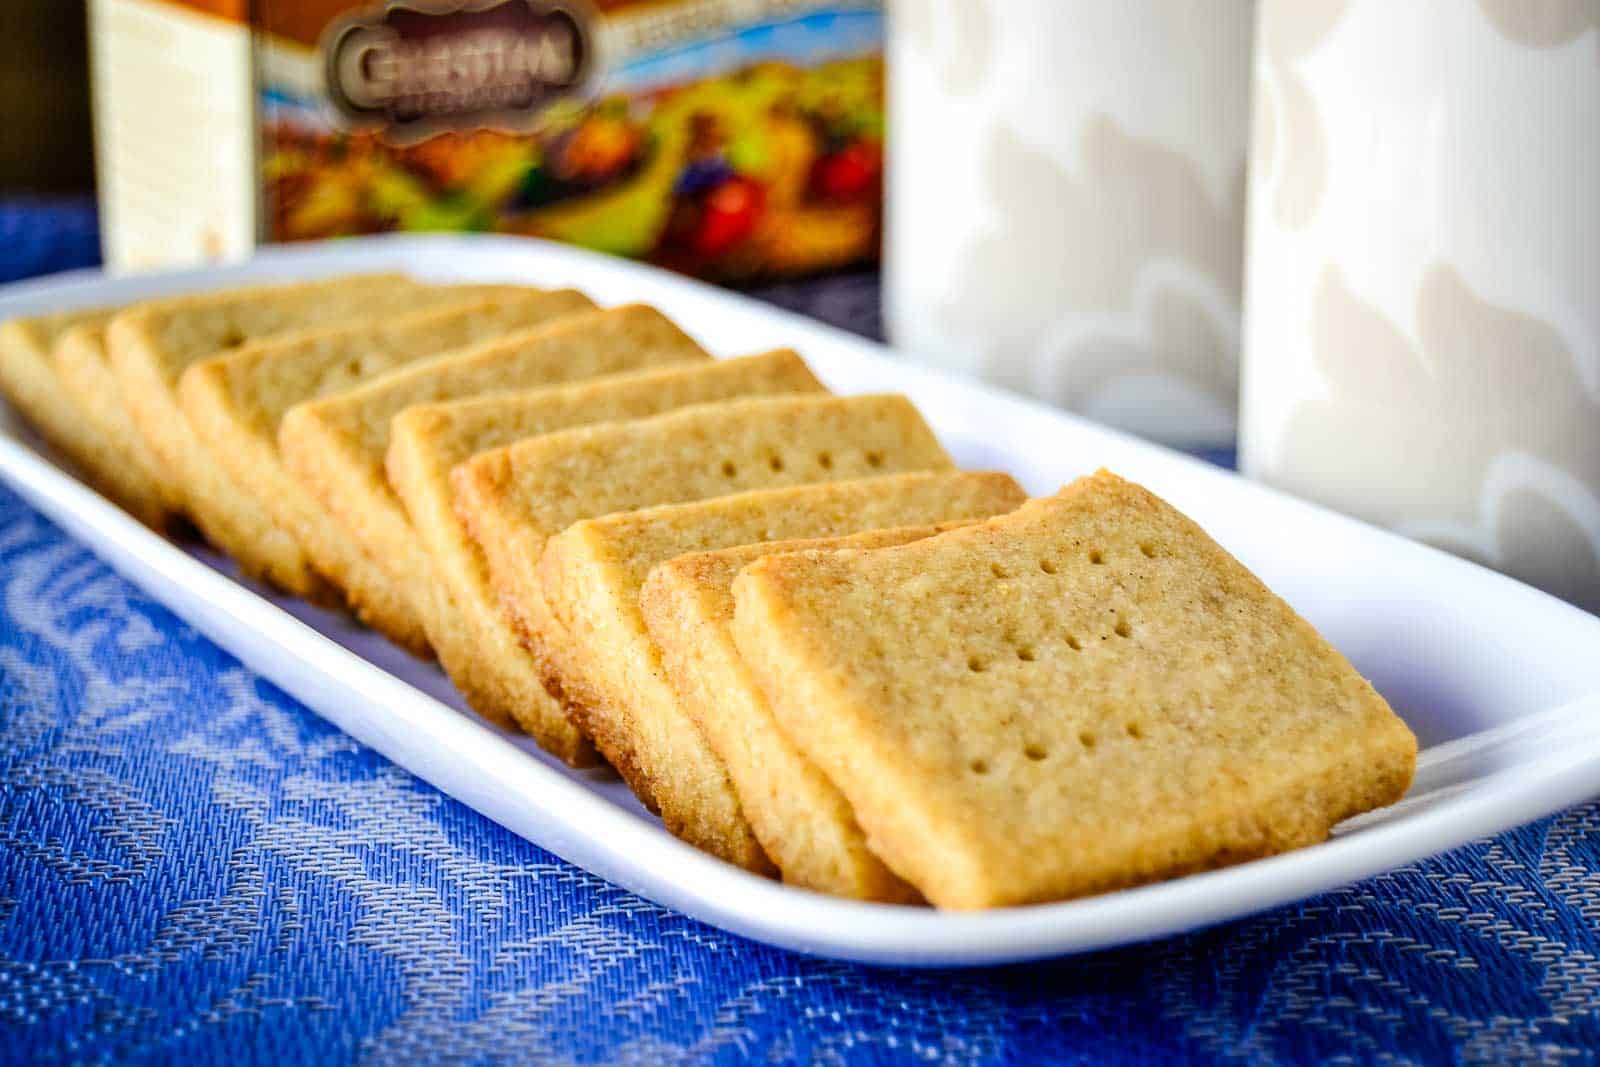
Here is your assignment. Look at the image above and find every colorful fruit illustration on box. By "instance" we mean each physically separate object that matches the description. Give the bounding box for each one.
[263,56,884,282]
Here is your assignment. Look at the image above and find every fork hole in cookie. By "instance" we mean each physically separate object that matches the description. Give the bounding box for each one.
[1039,558,1057,575]
[864,450,884,468]
[1089,549,1105,565]
[1114,620,1133,639]
[1065,634,1082,651]
[767,455,784,472]
[220,328,245,348]
[1078,731,1097,750]
[990,562,1009,579]
[969,758,990,775]
[721,460,738,478]
[967,655,988,673]
[345,357,365,377]
[1139,542,1157,559]
[1023,743,1048,761]
[816,451,834,470]
[1016,645,1035,662]
[1125,722,1144,740]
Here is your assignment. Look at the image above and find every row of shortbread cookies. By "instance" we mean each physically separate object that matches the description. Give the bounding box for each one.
[0,274,1417,908]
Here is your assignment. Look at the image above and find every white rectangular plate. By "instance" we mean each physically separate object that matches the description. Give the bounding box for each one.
[3,234,1598,967]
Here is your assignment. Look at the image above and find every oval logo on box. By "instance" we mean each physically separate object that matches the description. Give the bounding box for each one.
[324,0,593,134]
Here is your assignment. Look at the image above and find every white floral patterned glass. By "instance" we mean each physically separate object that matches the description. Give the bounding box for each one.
[1241,0,1600,612]
[884,0,1255,447]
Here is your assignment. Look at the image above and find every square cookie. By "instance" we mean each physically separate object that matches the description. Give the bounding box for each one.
[179,289,591,652]
[106,275,516,596]
[280,303,705,661]
[731,470,1419,909]
[638,511,1022,898]
[383,350,824,760]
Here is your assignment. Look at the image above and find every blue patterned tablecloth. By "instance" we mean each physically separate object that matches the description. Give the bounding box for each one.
[4,201,1600,1066]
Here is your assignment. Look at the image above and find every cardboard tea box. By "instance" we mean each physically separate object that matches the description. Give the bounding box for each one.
[89,0,884,282]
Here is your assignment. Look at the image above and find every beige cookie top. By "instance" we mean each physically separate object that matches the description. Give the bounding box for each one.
[455,391,947,806]
[639,518,1005,902]
[47,320,181,526]
[731,470,1418,910]
[284,304,703,479]
[183,289,593,434]
[1,304,119,353]
[387,348,825,547]
[574,473,1023,599]
[173,290,591,654]
[540,471,1027,873]
[0,305,142,520]
[0,304,121,425]
[102,276,555,597]
[107,274,406,381]
[378,348,828,756]
[453,392,952,551]
[108,275,531,383]
[648,523,979,639]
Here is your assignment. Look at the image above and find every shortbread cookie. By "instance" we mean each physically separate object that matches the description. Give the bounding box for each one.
[179,290,590,653]
[0,305,112,459]
[279,304,701,655]
[540,472,1025,874]
[452,394,953,864]
[386,350,825,759]
[731,470,1419,909]
[642,512,1040,899]
[640,524,974,900]
[52,322,184,529]
[0,305,171,528]
[106,275,515,596]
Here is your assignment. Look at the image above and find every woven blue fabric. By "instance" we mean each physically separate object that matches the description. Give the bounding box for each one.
[4,203,1600,1065]
[0,200,101,285]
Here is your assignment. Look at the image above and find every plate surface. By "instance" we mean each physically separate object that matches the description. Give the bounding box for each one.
[2,234,1598,966]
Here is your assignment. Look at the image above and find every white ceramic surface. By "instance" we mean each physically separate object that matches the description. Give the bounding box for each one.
[2,234,1599,966]
[1241,0,1600,613]
[885,0,1254,447]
